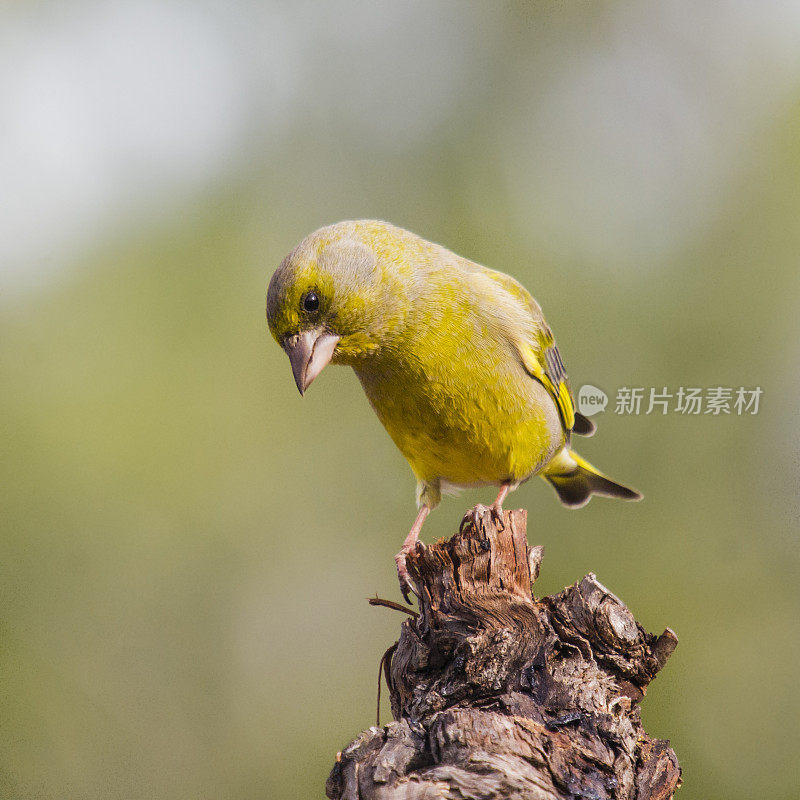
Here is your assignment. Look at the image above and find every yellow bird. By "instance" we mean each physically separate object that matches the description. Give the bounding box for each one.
[266,220,640,601]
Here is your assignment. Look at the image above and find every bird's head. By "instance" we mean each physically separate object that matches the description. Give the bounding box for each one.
[267,221,403,394]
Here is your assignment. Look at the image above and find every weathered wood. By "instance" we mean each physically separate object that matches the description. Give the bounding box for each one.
[327,507,680,800]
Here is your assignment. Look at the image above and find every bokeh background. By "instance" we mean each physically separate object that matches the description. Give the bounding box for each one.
[2,2,799,798]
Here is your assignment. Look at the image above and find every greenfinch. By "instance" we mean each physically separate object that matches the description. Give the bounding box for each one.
[267,220,640,601]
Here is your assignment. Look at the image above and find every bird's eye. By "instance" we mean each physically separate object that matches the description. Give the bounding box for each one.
[302,291,320,313]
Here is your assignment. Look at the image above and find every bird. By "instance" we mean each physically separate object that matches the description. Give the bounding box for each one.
[266,220,641,602]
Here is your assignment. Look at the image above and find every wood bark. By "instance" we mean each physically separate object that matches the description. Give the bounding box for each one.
[327,507,680,800]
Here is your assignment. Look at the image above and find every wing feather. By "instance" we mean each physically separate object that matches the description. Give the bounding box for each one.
[480,269,579,433]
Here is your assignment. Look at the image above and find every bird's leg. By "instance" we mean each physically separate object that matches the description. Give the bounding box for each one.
[395,505,430,604]
[460,481,513,533]
[491,481,512,520]
[487,481,513,528]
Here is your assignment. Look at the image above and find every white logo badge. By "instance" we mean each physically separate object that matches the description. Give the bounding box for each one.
[577,385,608,416]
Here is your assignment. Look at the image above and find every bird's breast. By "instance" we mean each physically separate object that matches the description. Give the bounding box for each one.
[353,340,563,485]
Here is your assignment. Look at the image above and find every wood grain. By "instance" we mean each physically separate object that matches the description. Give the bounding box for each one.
[327,507,680,800]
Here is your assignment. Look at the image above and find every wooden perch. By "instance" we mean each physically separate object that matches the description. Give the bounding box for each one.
[327,508,680,800]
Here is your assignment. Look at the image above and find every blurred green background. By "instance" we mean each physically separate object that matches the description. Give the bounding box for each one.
[2,2,798,798]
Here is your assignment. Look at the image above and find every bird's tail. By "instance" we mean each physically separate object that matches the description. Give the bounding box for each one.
[543,448,642,509]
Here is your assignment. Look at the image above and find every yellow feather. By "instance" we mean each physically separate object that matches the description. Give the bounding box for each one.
[267,220,639,510]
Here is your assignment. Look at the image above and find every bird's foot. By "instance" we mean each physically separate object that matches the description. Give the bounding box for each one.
[460,504,488,533]
[394,546,422,605]
[459,503,505,533]
[489,501,506,529]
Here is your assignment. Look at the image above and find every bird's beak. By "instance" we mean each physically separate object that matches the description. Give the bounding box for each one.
[283,329,340,395]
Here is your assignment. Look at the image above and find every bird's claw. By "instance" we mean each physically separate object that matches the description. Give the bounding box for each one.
[399,580,416,605]
[460,506,481,533]
[395,551,420,604]
[489,503,506,529]
[460,504,504,534]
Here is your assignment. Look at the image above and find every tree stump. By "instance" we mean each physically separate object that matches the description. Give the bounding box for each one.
[327,508,680,800]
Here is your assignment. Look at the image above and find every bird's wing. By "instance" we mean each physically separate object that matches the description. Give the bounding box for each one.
[521,325,577,432]
[481,269,594,436]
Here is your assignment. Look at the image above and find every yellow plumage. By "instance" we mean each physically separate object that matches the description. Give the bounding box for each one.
[266,220,640,599]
